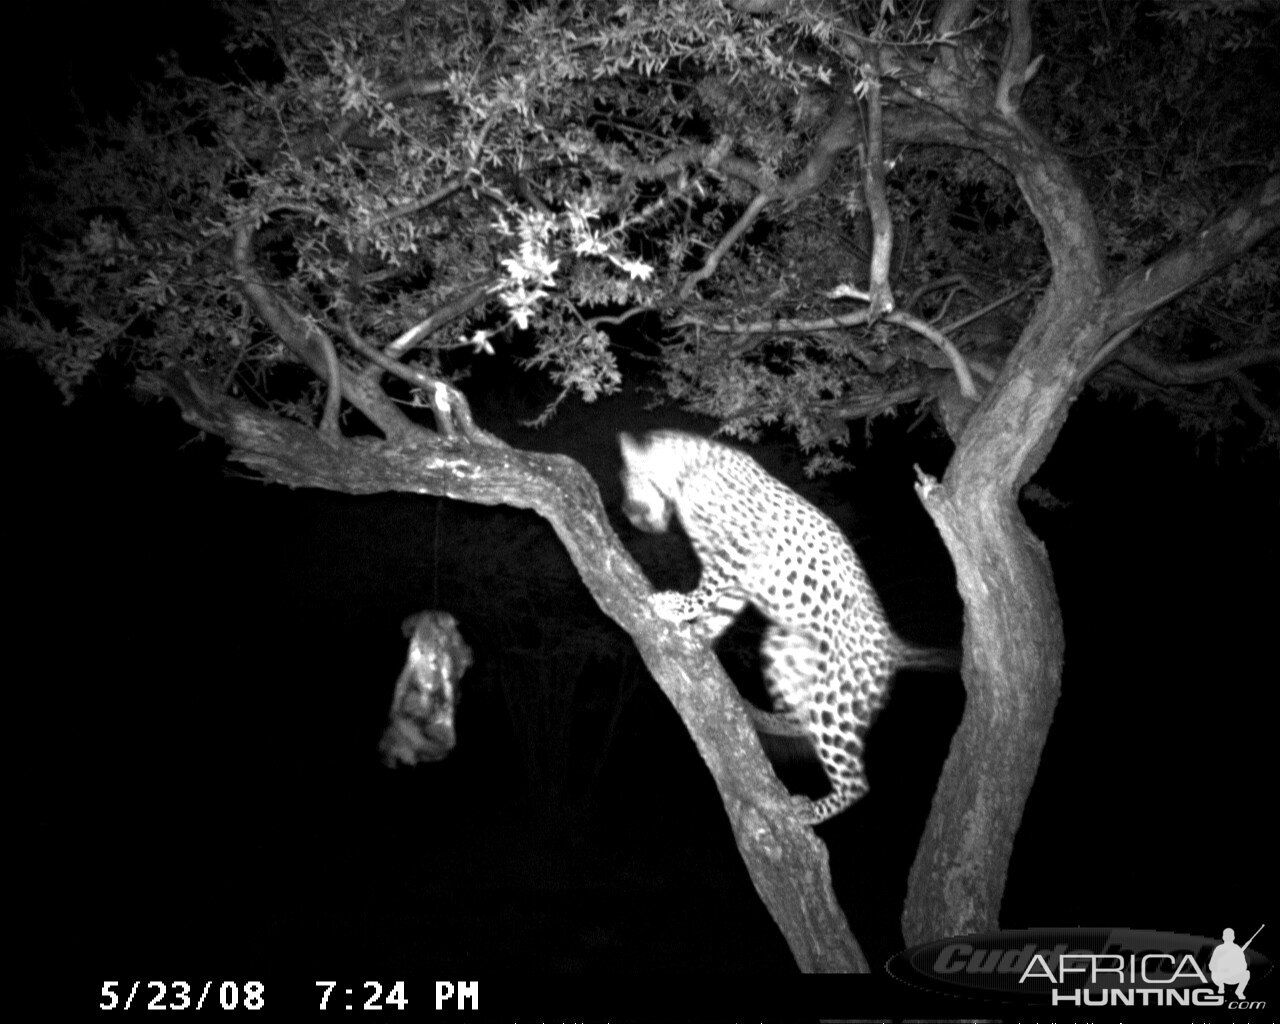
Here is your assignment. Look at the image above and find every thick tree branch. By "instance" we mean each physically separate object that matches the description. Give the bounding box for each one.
[1117,344,1280,386]
[1096,174,1280,368]
[146,367,865,973]
[860,77,896,316]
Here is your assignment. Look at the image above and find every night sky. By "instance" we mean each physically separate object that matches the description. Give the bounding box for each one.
[8,2,1277,1019]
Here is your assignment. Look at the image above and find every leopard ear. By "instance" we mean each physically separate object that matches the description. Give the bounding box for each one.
[618,431,645,459]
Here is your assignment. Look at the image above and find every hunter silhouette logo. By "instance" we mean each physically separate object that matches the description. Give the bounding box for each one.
[1210,924,1263,999]
[886,925,1272,1008]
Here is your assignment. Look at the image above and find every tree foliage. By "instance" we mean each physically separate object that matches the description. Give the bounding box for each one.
[10,0,1275,456]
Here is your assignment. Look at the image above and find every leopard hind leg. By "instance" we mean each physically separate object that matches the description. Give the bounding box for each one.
[759,623,823,734]
[759,625,856,822]
[761,626,889,824]
[802,646,902,822]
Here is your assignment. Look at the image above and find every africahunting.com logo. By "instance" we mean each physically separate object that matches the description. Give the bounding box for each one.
[886,924,1269,1009]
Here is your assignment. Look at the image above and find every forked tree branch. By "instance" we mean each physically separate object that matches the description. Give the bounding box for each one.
[229,223,414,439]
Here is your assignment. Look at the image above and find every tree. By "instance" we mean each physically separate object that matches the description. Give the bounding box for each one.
[6,0,1277,973]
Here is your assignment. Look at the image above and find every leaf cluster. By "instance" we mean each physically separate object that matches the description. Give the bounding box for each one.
[4,0,1275,451]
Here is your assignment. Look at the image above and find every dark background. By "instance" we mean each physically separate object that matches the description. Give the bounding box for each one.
[11,346,1275,983]
[7,0,1276,1014]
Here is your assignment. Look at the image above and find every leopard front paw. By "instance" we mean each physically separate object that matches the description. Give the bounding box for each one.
[650,590,698,623]
[790,794,821,825]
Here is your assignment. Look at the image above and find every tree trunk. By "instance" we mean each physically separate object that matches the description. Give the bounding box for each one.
[900,284,1102,941]
[905,482,1062,942]
[898,165,1280,940]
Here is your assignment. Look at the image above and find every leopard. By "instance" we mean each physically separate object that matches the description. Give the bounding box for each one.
[618,429,952,824]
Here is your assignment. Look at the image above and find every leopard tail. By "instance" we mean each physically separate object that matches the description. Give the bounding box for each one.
[891,640,962,673]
